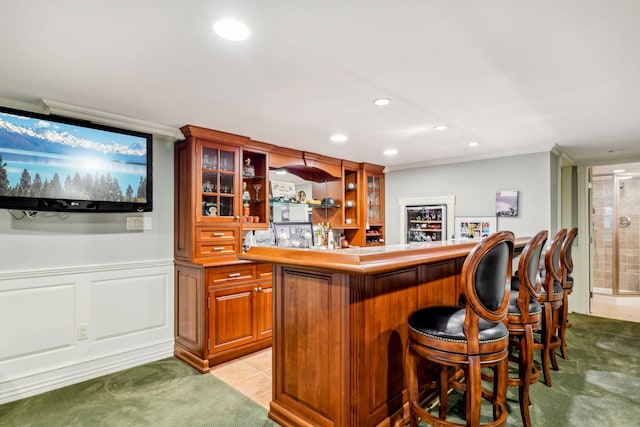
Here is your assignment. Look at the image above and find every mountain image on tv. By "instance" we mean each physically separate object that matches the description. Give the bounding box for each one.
[0,112,148,203]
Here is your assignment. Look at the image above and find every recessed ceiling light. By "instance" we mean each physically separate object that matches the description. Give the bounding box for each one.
[373,98,390,106]
[383,148,398,156]
[468,141,479,147]
[434,124,448,131]
[330,134,348,143]
[612,169,626,173]
[213,18,251,41]
[275,169,287,175]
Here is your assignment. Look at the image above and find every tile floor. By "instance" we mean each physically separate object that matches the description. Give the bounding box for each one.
[591,293,640,322]
[209,347,273,409]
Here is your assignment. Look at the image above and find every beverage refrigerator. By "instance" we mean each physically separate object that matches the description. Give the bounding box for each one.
[406,205,447,243]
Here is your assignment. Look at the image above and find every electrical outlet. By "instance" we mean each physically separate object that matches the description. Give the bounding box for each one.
[78,324,89,340]
[126,217,143,231]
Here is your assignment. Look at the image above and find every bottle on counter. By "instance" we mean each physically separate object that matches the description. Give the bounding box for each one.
[327,227,334,250]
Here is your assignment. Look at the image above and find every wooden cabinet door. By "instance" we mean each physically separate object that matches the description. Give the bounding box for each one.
[256,281,273,339]
[198,141,241,223]
[208,284,257,355]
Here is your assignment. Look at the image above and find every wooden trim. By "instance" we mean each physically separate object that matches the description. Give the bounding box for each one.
[180,125,250,145]
[241,237,530,275]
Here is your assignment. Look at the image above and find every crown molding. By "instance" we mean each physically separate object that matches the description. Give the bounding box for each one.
[40,99,184,140]
[551,144,575,166]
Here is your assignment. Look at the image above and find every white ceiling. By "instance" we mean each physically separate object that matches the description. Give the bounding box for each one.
[2,1,640,171]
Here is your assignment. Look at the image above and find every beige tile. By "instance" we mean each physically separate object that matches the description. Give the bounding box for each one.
[251,389,273,409]
[591,294,640,322]
[244,349,273,372]
[211,361,261,384]
[232,372,272,397]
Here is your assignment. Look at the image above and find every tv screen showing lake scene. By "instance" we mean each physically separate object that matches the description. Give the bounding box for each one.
[0,108,151,206]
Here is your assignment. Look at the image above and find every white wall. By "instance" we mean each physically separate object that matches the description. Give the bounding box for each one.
[385,152,554,244]
[0,134,176,404]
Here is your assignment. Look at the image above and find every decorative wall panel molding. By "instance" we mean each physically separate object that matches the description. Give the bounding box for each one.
[0,260,174,404]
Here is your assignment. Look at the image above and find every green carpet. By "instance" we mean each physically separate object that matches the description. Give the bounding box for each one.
[1,314,638,426]
[423,313,640,427]
[0,358,277,427]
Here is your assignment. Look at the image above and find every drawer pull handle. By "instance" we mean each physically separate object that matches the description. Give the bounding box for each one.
[212,232,225,237]
[228,273,241,278]
[213,247,225,252]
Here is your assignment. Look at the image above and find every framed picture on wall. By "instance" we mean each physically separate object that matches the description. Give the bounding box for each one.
[270,180,296,200]
[454,216,497,241]
[496,190,519,217]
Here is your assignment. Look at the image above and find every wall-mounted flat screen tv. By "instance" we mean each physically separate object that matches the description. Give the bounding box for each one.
[0,105,152,213]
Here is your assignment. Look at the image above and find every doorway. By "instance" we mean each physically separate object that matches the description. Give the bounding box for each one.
[590,163,640,322]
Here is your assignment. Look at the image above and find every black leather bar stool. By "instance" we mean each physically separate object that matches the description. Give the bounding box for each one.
[558,227,578,360]
[535,228,566,387]
[506,230,547,427]
[404,231,515,427]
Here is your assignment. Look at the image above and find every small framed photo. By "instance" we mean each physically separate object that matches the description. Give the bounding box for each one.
[272,222,314,248]
[496,190,518,217]
[454,216,497,241]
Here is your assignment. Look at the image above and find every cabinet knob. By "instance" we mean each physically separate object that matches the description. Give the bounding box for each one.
[254,287,260,292]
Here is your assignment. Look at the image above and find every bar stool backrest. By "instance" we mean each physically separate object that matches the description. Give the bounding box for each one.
[542,229,567,298]
[463,231,515,331]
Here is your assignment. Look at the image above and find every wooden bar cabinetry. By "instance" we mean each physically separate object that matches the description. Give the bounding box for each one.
[174,125,272,372]
[174,125,386,372]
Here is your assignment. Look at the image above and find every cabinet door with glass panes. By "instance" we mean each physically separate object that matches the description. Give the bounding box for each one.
[364,170,385,246]
[198,142,240,222]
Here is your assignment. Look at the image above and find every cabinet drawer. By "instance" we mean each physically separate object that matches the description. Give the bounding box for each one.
[206,264,256,286]
[196,242,238,258]
[197,227,237,242]
[256,263,273,279]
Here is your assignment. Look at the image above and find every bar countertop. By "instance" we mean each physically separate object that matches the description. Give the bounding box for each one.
[240,236,530,275]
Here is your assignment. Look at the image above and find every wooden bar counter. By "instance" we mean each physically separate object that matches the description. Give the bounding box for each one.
[240,238,529,427]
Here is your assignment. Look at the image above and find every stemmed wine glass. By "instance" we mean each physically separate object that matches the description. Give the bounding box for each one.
[253,183,262,200]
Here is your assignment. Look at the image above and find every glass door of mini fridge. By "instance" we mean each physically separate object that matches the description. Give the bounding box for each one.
[406,205,447,242]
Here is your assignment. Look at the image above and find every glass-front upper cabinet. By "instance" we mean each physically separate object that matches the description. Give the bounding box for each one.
[199,143,238,221]
[363,165,385,246]
[367,174,383,224]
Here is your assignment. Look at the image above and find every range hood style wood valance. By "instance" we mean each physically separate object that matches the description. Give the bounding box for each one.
[269,148,342,182]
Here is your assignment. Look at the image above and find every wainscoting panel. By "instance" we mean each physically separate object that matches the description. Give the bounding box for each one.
[0,260,174,404]
[0,282,75,359]
[93,274,168,341]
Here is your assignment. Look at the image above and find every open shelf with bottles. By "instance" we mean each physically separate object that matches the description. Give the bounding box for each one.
[365,225,384,246]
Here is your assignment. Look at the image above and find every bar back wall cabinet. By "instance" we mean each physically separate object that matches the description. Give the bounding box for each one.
[174,125,386,372]
[174,125,272,373]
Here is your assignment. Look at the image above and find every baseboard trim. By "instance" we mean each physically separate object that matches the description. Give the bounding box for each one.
[0,340,174,404]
